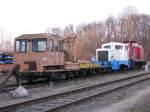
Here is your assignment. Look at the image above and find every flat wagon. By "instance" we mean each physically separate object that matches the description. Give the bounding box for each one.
[13,33,100,82]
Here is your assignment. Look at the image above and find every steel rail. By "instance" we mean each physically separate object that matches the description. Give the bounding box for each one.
[0,71,150,112]
[0,69,140,93]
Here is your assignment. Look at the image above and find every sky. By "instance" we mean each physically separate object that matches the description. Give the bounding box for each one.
[0,0,149,38]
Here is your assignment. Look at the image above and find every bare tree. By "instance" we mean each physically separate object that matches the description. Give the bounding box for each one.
[45,27,63,37]
[0,31,13,53]
[105,16,117,41]
[63,24,74,36]
[45,6,150,60]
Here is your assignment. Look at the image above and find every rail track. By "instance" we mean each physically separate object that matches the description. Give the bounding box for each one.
[1,83,17,93]
[0,69,141,93]
[0,71,150,112]
[1,80,50,93]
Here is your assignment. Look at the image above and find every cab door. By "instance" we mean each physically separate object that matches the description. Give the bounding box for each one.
[49,39,64,65]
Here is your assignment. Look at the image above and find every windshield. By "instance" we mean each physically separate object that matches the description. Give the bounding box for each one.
[103,45,111,49]
[115,45,123,50]
[16,40,29,52]
[32,39,47,52]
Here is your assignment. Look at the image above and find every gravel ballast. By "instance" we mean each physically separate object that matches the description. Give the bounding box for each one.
[56,75,150,112]
[0,70,149,111]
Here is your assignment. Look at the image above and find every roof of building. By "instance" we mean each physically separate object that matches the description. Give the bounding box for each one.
[15,33,60,40]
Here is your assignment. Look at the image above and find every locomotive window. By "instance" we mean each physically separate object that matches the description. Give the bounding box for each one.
[103,45,111,49]
[115,45,123,50]
[32,39,47,52]
[125,46,128,51]
[16,40,29,52]
[49,40,54,52]
[59,41,63,52]
[54,40,59,51]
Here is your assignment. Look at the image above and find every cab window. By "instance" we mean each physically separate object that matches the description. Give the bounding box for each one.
[115,45,123,50]
[32,39,47,52]
[103,45,111,49]
[16,40,29,52]
[49,40,54,51]
[125,46,128,51]
[54,40,59,51]
[59,41,63,52]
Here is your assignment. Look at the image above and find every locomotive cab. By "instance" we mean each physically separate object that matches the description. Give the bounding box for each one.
[96,41,146,70]
[13,33,64,72]
[123,41,146,68]
[96,42,130,70]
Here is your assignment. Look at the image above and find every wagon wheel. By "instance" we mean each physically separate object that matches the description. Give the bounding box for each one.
[120,65,128,71]
[27,79,33,84]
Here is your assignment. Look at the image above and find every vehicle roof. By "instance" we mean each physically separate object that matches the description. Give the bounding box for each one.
[15,33,61,40]
[102,42,124,46]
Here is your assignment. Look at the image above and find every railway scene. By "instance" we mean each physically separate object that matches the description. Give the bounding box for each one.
[0,0,150,112]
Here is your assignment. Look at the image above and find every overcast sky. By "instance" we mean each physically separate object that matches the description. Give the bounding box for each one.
[0,0,149,38]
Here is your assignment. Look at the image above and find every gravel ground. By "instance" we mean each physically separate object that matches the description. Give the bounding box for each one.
[121,92,150,112]
[56,77,150,112]
[0,74,16,85]
[98,86,150,112]
[0,70,148,106]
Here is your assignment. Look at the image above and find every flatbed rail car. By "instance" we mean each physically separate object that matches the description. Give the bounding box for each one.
[13,33,100,82]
